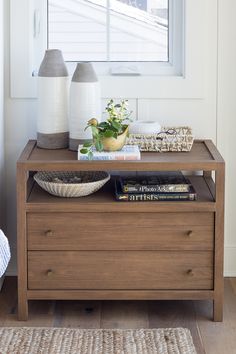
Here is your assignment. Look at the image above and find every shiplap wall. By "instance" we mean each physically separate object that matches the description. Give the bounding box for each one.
[3,0,236,275]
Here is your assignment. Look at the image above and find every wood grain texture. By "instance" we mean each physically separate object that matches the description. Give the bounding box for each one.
[213,165,225,321]
[101,301,149,329]
[27,212,214,251]
[195,279,236,354]
[17,139,225,321]
[27,290,214,301]
[52,300,101,328]
[28,251,213,290]
[2,277,236,354]
[27,176,215,213]
[17,140,36,163]
[21,140,223,171]
[148,300,205,354]
[16,166,28,321]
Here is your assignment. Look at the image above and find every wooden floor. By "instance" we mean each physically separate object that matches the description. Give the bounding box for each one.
[0,278,236,354]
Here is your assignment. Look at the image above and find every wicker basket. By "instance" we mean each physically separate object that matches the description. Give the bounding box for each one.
[34,171,110,197]
[126,126,194,152]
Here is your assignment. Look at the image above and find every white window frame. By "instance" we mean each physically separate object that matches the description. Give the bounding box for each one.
[10,0,210,99]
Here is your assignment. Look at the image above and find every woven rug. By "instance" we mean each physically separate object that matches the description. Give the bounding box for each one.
[0,327,197,354]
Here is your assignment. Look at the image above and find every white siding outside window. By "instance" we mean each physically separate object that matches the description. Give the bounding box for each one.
[48,0,169,62]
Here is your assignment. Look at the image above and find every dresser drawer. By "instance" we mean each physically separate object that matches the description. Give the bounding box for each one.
[27,212,214,251]
[28,251,213,290]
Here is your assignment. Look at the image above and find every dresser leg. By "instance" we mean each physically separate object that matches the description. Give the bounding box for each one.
[213,297,223,322]
[18,297,28,321]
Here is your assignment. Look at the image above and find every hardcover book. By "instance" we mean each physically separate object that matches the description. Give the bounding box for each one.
[115,179,197,202]
[78,145,140,160]
[120,172,192,193]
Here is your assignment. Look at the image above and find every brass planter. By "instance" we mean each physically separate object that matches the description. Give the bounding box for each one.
[101,127,128,152]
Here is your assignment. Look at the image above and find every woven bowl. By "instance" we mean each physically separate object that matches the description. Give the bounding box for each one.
[34,171,110,197]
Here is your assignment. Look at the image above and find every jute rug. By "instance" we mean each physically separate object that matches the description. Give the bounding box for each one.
[0,327,197,354]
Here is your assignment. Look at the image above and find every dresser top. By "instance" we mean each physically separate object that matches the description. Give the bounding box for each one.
[17,139,224,171]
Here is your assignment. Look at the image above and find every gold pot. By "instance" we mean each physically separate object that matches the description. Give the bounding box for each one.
[101,126,128,152]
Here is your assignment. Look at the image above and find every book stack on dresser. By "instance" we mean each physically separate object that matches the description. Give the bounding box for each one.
[115,172,197,202]
[78,145,140,160]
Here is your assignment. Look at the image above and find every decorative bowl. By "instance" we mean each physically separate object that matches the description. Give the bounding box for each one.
[34,171,110,197]
[129,121,161,135]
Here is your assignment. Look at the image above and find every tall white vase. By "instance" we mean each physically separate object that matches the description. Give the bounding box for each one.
[37,49,69,149]
[69,63,101,151]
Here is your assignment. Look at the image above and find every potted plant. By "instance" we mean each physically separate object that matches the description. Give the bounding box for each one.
[80,99,132,159]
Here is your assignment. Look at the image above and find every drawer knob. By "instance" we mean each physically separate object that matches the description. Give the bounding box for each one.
[187,230,193,237]
[46,269,53,277]
[187,269,194,276]
[45,230,53,237]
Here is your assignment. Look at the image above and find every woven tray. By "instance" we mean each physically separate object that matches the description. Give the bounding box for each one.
[126,126,194,152]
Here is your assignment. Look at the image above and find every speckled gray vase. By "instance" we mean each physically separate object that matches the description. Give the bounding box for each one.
[69,62,101,151]
[37,49,69,149]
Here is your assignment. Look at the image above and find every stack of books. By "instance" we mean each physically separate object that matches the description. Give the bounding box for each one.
[78,145,140,160]
[115,172,197,202]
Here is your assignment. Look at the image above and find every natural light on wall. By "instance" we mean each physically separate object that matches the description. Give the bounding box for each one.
[48,0,169,62]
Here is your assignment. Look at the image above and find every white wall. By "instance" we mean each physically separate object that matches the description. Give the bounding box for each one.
[3,0,236,275]
[0,0,5,231]
[217,0,236,276]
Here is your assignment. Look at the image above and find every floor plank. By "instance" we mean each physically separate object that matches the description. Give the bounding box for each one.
[148,300,205,354]
[0,277,17,326]
[1,277,236,354]
[229,277,236,295]
[195,278,236,354]
[100,300,149,329]
[53,300,101,328]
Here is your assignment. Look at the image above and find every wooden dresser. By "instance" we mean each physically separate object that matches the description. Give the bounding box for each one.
[17,140,225,321]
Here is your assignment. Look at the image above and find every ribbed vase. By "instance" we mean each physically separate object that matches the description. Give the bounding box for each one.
[69,63,101,151]
[37,49,69,149]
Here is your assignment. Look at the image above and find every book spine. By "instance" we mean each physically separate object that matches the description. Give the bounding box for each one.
[116,193,196,202]
[122,184,190,193]
[78,154,140,161]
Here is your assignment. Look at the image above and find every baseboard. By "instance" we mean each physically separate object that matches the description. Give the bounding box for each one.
[224,273,236,277]
[5,264,17,276]
[224,246,236,277]
[5,245,17,276]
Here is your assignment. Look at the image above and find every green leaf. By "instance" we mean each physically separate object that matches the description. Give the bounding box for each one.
[98,122,109,129]
[95,140,103,152]
[111,120,121,130]
[88,151,93,160]
[91,126,99,136]
[83,142,93,148]
[80,148,88,154]
[103,130,114,138]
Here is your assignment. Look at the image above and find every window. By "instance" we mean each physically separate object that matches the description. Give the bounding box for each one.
[10,0,208,98]
[48,0,169,62]
[46,0,182,76]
